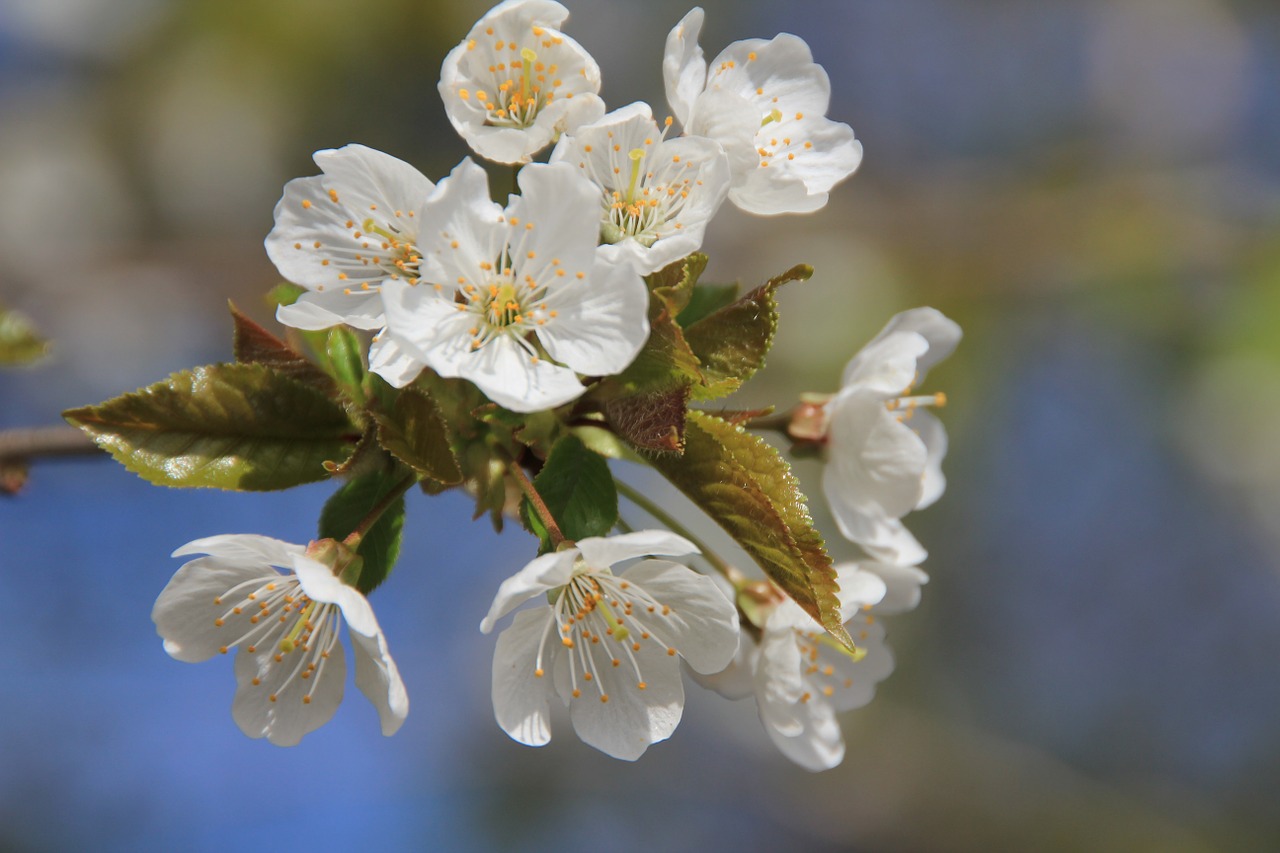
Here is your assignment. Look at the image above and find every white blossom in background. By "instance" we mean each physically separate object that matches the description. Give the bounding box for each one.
[663,7,862,215]
[439,0,606,164]
[819,307,961,564]
[264,144,434,385]
[695,565,894,771]
[152,534,408,747]
[479,531,740,760]
[550,101,730,275]
[379,158,649,413]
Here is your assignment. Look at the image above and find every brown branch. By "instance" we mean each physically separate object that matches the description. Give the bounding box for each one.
[0,425,99,463]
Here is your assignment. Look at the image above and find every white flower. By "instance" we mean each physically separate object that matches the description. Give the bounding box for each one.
[663,7,863,215]
[479,531,740,760]
[550,101,730,275]
[264,143,434,379]
[695,565,895,771]
[152,534,408,746]
[820,307,961,563]
[439,0,606,164]
[379,158,650,413]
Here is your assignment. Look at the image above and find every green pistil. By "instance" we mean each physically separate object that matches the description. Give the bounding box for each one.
[520,48,537,103]
[624,149,645,203]
[361,218,401,244]
[278,600,315,654]
[598,600,630,642]
[761,108,783,127]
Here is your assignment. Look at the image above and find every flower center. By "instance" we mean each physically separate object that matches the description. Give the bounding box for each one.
[592,138,697,248]
[462,45,569,130]
[795,619,871,703]
[533,569,680,703]
[210,576,342,706]
[886,391,947,423]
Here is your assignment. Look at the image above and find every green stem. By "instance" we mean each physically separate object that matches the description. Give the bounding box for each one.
[614,478,736,579]
[507,459,567,547]
[343,472,417,549]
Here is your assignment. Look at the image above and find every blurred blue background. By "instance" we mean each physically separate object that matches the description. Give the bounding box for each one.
[3,0,1280,850]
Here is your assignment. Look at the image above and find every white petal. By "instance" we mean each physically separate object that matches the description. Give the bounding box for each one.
[763,696,846,772]
[351,627,409,736]
[619,559,739,675]
[416,158,504,291]
[492,608,559,747]
[171,533,302,565]
[459,334,587,412]
[859,518,929,566]
[536,255,649,377]
[685,630,758,700]
[367,333,424,389]
[708,34,832,117]
[840,329,930,394]
[312,143,435,220]
[291,553,380,637]
[868,307,962,383]
[776,117,862,196]
[152,557,283,663]
[826,618,894,712]
[754,617,806,737]
[480,549,579,633]
[832,564,887,622]
[859,560,929,615]
[232,631,346,747]
[574,530,699,568]
[565,631,686,760]
[912,408,949,509]
[689,88,760,180]
[276,288,385,332]
[663,7,707,126]
[507,161,600,282]
[729,162,828,215]
[825,387,929,523]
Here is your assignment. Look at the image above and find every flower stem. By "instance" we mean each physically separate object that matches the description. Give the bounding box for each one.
[613,478,736,579]
[507,459,567,547]
[343,472,418,550]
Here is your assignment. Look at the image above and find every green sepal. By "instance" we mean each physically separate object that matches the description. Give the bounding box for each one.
[372,384,463,485]
[520,434,618,552]
[676,283,740,328]
[317,468,408,594]
[646,410,852,650]
[266,282,305,308]
[63,363,359,491]
[683,264,812,400]
[324,328,366,404]
[229,302,335,394]
[0,303,50,366]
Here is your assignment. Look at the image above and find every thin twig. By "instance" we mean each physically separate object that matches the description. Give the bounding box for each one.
[0,425,98,462]
[507,459,567,547]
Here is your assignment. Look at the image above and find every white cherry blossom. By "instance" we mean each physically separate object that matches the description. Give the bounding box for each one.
[264,144,434,376]
[663,7,862,215]
[480,531,740,760]
[379,158,650,413]
[439,0,606,164]
[550,101,730,275]
[152,534,408,747]
[695,565,895,771]
[819,307,961,563]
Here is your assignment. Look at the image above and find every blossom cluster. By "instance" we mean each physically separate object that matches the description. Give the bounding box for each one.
[144,0,960,772]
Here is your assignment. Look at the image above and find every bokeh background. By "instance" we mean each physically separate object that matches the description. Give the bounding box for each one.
[3,0,1280,850]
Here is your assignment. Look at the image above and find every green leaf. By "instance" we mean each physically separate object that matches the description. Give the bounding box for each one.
[373,388,462,485]
[683,264,812,400]
[63,363,359,490]
[676,283,740,327]
[318,469,407,594]
[229,302,335,393]
[646,410,851,650]
[521,435,617,551]
[645,252,707,317]
[0,304,50,365]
